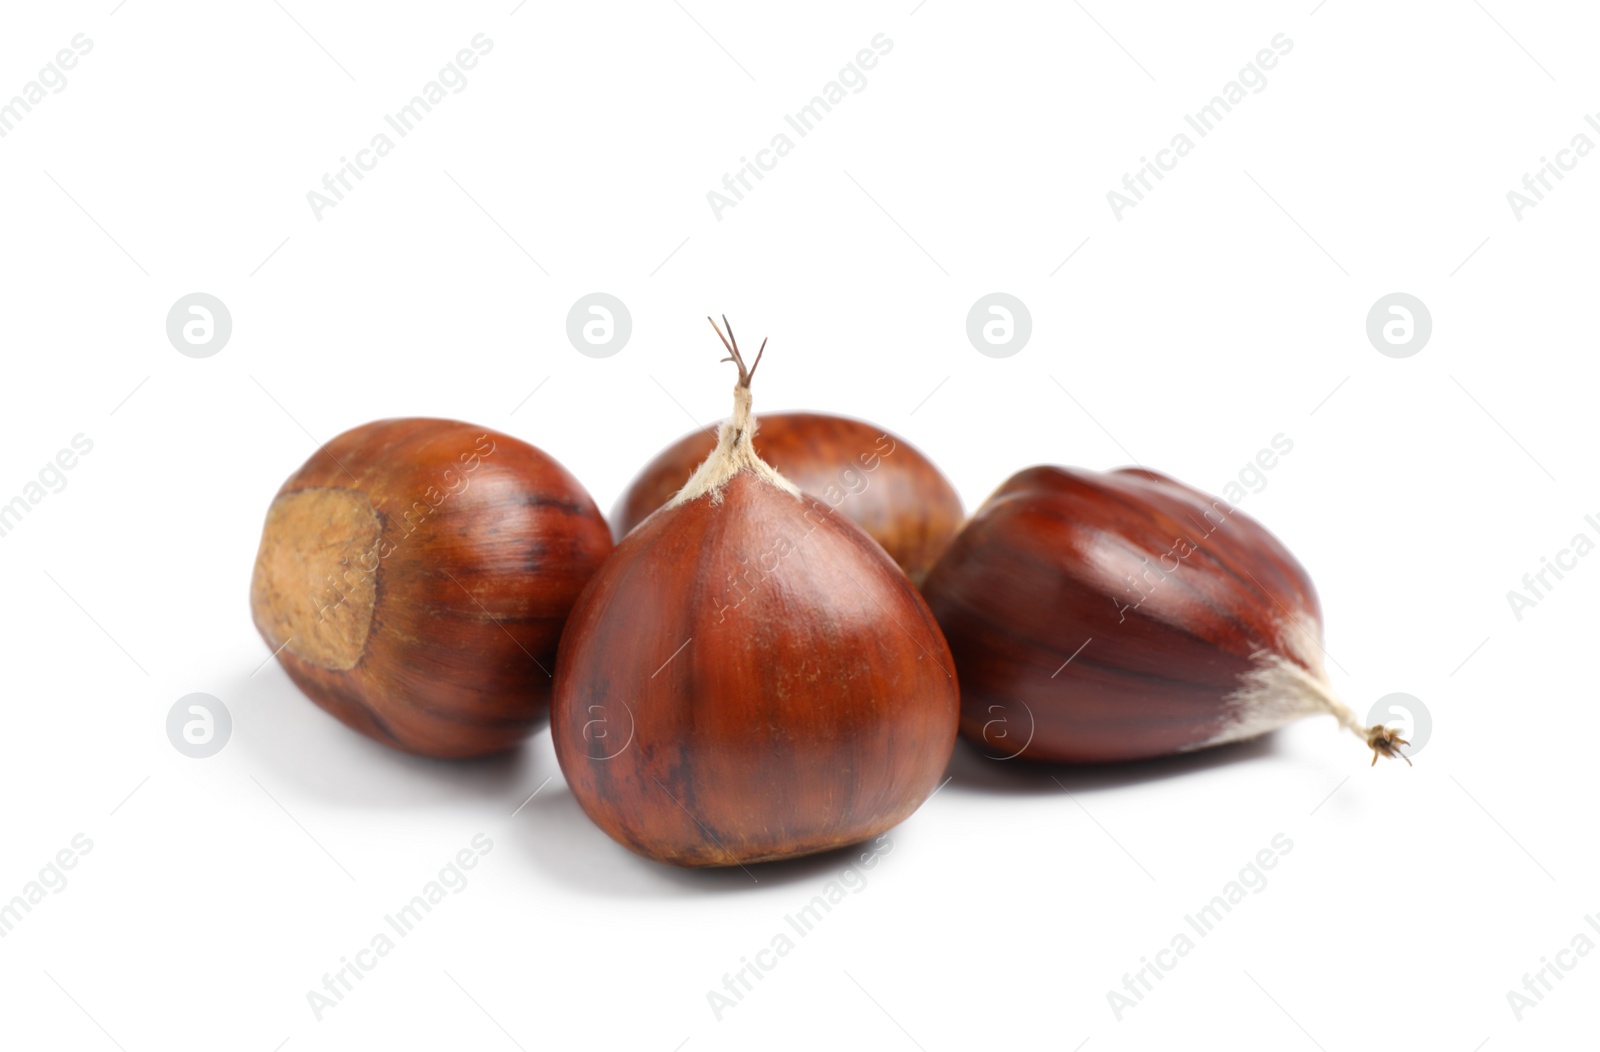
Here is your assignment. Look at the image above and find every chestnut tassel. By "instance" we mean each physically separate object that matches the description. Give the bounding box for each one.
[920,466,1409,766]
[551,319,959,867]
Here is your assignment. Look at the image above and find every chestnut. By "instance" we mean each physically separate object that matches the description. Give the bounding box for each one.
[921,466,1408,765]
[552,322,960,866]
[612,412,964,584]
[249,418,612,758]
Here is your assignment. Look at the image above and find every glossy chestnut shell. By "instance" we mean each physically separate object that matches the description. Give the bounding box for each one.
[553,472,960,867]
[249,418,612,758]
[921,466,1331,763]
[612,413,964,583]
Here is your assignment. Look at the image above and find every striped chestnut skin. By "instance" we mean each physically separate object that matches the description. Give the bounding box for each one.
[611,414,964,583]
[920,466,1329,764]
[552,472,960,867]
[249,418,612,758]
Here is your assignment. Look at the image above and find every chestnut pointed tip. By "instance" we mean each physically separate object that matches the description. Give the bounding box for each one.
[1365,725,1413,767]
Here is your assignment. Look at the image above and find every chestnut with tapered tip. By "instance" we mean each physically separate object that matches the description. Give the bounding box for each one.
[552,320,961,866]
[920,465,1408,765]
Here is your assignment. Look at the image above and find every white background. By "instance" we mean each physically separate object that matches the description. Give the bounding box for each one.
[1,0,1594,1049]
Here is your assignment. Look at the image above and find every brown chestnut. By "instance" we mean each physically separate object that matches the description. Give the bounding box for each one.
[921,465,1408,765]
[613,412,964,584]
[552,322,960,867]
[249,418,612,758]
